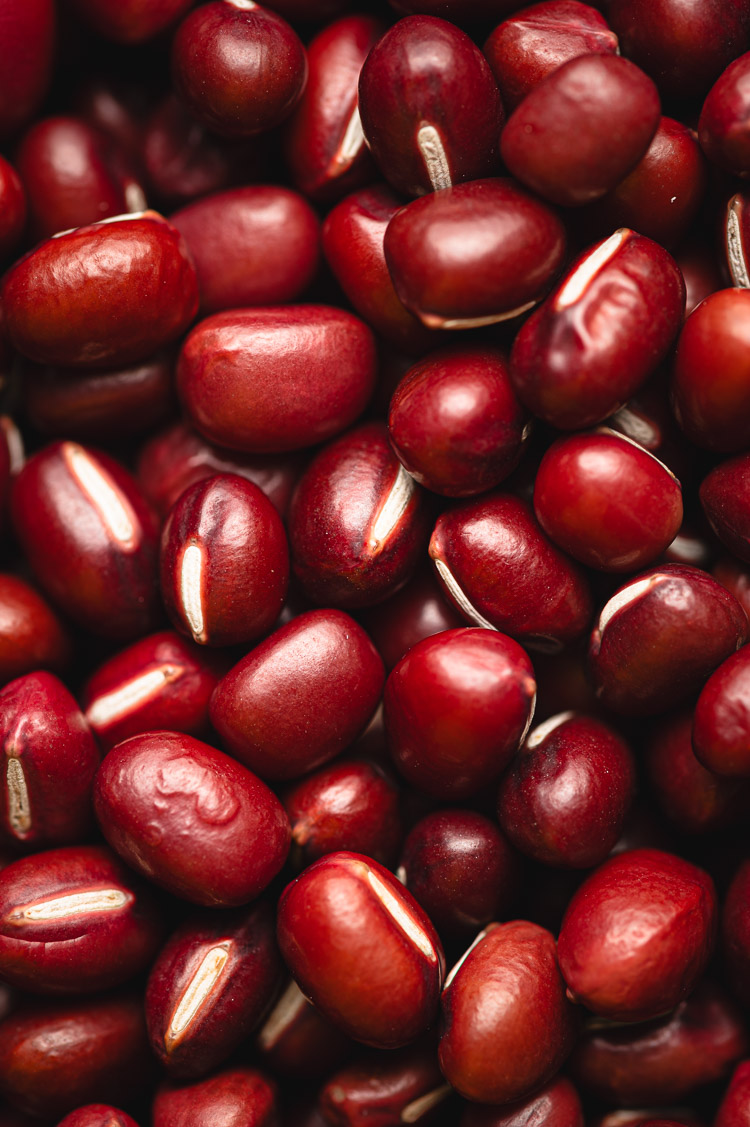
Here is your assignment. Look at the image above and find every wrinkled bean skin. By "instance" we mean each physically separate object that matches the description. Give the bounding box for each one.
[177,306,376,454]
[1,213,199,370]
[93,731,291,907]
[276,851,444,1049]
[557,848,717,1022]
[439,920,578,1105]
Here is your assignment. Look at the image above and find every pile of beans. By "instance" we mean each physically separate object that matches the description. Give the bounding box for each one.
[2,0,750,1124]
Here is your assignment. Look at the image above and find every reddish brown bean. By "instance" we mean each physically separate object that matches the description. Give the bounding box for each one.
[699,51,750,176]
[459,1075,584,1127]
[0,575,70,689]
[68,0,194,42]
[255,977,353,1081]
[57,1106,141,1127]
[152,1067,277,1127]
[693,647,750,777]
[319,1046,449,1127]
[716,1061,750,1127]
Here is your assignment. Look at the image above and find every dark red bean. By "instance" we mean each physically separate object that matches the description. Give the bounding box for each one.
[0,993,151,1120]
[716,1061,750,1127]
[0,0,55,140]
[152,1067,277,1127]
[384,628,536,799]
[276,851,444,1048]
[284,758,402,869]
[693,647,750,777]
[701,454,750,563]
[439,920,578,1104]
[398,810,520,941]
[358,15,503,197]
[170,186,320,315]
[93,731,291,907]
[289,422,431,608]
[484,1,618,111]
[57,1106,141,1127]
[0,157,26,264]
[83,632,223,752]
[569,980,747,1105]
[607,0,749,102]
[255,977,353,1080]
[558,848,717,1021]
[136,421,301,520]
[460,1077,583,1127]
[699,51,750,175]
[0,672,99,850]
[723,862,750,1009]
[672,290,750,453]
[284,15,383,203]
[588,564,748,716]
[15,116,139,241]
[533,430,683,572]
[500,55,660,207]
[210,609,384,780]
[359,565,463,671]
[383,178,566,329]
[160,473,289,648]
[429,493,593,651]
[388,346,530,497]
[0,845,164,994]
[145,901,282,1078]
[177,306,376,454]
[510,229,685,430]
[171,1,307,138]
[68,0,194,42]
[11,441,161,641]
[498,712,636,869]
[0,575,70,687]
[2,212,199,370]
[319,1045,449,1127]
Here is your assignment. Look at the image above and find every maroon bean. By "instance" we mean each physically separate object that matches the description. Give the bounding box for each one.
[607,0,749,102]
[0,993,151,1120]
[93,731,290,907]
[284,15,383,203]
[701,454,750,563]
[383,178,567,329]
[57,1106,141,1127]
[83,632,223,752]
[557,848,717,1021]
[0,672,99,850]
[397,810,520,941]
[171,1,307,138]
[11,442,161,641]
[388,346,530,497]
[0,575,70,687]
[459,1075,584,1127]
[2,212,199,370]
[170,186,320,314]
[500,55,660,207]
[439,920,578,1104]
[160,474,289,648]
[716,1061,750,1127]
[255,977,353,1080]
[533,430,683,572]
[0,157,26,264]
[484,1,618,111]
[145,901,282,1078]
[15,116,139,241]
[210,609,384,780]
[510,229,685,430]
[672,290,750,453]
[177,306,376,454]
[384,628,536,799]
[0,844,164,994]
[588,564,747,715]
[360,566,464,671]
[498,712,636,869]
[0,0,55,139]
[289,422,431,608]
[284,758,402,869]
[319,1045,450,1127]
[152,1067,277,1127]
[322,185,438,354]
[429,493,593,651]
[646,709,749,835]
[276,851,444,1048]
[136,421,301,520]
[358,16,503,197]
[68,0,194,42]
[23,354,176,443]
[570,980,747,1105]
[693,648,750,777]
[699,51,750,175]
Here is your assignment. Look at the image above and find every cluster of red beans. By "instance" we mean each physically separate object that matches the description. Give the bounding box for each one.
[5,0,750,1124]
